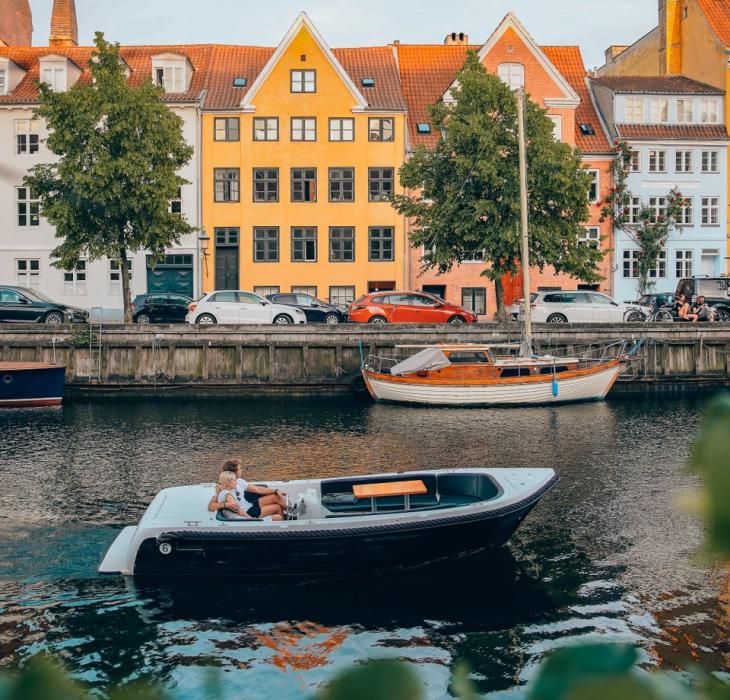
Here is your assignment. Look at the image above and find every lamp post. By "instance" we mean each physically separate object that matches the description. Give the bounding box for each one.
[197,231,210,298]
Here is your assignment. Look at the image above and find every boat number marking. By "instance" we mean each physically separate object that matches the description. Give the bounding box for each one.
[159,543,172,555]
[2,375,11,384]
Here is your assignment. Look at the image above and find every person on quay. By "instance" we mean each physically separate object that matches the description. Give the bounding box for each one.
[691,295,716,322]
[208,458,286,518]
[673,294,699,322]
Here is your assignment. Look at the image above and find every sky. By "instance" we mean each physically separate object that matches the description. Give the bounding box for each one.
[29,0,657,70]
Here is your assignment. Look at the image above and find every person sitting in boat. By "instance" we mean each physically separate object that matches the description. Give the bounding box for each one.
[673,294,698,322]
[208,458,286,518]
[215,471,284,521]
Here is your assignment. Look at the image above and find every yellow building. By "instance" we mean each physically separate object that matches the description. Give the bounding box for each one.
[200,13,407,306]
[599,0,730,271]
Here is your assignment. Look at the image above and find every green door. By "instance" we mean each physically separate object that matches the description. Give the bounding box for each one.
[146,255,194,296]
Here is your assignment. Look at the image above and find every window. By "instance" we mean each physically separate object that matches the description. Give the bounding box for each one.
[16,120,40,155]
[649,250,667,279]
[677,99,694,123]
[701,197,720,225]
[648,196,668,222]
[701,150,719,173]
[651,98,669,123]
[41,66,65,92]
[462,288,486,315]
[214,117,240,142]
[216,228,239,246]
[329,168,354,202]
[291,227,317,262]
[498,63,525,90]
[463,250,485,263]
[630,150,641,172]
[586,169,599,202]
[329,227,355,261]
[253,117,279,141]
[253,227,279,262]
[214,168,240,202]
[109,259,132,295]
[329,118,354,141]
[169,187,182,214]
[254,286,280,296]
[678,197,693,225]
[291,69,316,93]
[291,168,317,202]
[675,150,692,173]
[209,291,237,303]
[547,115,562,140]
[253,168,278,202]
[369,167,394,201]
[63,260,86,295]
[291,117,316,142]
[628,196,642,224]
[700,99,719,123]
[369,226,394,261]
[368,118,394,142]
[16,187,40,227]
[676,249,693,278]
[0,70,6,95]
[622,250,639,278]
[329,286,355,306]
[16,259,40,289]
[292,286,317,297]
[154,66,184,92]
[579,227,601,247]
[648,150,667,173]
[625,97,643,122]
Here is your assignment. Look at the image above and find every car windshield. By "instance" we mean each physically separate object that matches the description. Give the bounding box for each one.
[23,289,55,303]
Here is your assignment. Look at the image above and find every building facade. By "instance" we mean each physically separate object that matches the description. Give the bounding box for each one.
[590,75,728,301]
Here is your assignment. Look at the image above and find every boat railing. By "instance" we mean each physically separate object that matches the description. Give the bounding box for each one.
[364,354,401,374]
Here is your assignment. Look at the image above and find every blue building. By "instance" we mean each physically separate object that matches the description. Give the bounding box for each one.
[590,76,728,301]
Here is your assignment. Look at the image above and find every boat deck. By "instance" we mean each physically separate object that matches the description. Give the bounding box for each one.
[0,362,64,370]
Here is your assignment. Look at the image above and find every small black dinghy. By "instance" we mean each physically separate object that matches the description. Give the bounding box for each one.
[98,468,558,578]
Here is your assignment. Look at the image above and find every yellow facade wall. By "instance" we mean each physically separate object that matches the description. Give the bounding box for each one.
[201,26,406,301]
[598,28,661,77]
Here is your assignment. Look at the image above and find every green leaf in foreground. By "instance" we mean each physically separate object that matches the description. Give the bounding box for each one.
[315,659,423,700]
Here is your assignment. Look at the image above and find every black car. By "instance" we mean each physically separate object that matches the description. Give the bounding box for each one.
[0,285,89,324]
[131,293,193,324]
[266,293,346,324]
[676,277,730,321]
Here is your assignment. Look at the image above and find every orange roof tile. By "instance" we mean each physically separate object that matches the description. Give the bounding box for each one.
[203,45,274,110]
[333,47,406,111]
[697,0,730,46]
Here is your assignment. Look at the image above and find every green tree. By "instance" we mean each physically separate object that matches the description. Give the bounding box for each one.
[392,52,604,320]
[601,140,684,296]
[24,32,195,323]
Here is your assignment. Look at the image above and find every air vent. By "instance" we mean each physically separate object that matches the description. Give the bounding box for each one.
[232,77,247,88]
[579,123,595,135]
[361,78,375,88]
[416,123,431,134]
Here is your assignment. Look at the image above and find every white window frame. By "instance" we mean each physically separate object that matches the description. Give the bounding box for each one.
[253,117,279,141]
[586,169,599,202]
[678,197,693,226]
[675,249,693,278]
[291,117,316,142]
[628,196,642,225]
[16,258,40,289]
[253,286,280,297]
[0,69,6,95]
[16,186,40,227]
[622,249,639,278]
[41,66,66,92]
[108,259,133,295]
[648,150,667,173]
[329,286,355,306]
[498,63,525,91]
[630,150,641,172]
[579,226,601,247]
[168,187,182,214]
[329,117,355,142]
[63,260,87,295]
[676,99,693,123]
[700,99,719,124]
[649,250,667,279]
[625,97,644,123]
[547,115,562,141]
[155,65,184,92]
[651,98,669,123]
[648,196,668,222]
[15,120,40,155]
[701,196,720,226]
[701,150,719,173]
[675,150,693,173]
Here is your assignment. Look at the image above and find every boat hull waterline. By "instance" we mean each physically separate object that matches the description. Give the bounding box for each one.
[99,468,558,578]
[0,363,66,408]
[363,361,622,406]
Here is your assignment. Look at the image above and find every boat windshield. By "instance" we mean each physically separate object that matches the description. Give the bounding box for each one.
[390,348,451,376]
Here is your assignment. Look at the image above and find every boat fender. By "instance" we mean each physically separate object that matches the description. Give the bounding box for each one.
[552,376,559,397]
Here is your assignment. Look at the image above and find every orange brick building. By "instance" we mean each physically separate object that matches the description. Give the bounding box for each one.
[395,14,614,318]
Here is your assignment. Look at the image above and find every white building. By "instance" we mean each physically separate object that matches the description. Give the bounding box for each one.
[590,75,728,302]
[0,5,204,320]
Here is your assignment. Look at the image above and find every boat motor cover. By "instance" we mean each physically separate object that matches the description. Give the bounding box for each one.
[390,348,451,376]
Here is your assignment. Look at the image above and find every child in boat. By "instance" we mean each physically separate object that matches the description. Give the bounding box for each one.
[211,462,285,520]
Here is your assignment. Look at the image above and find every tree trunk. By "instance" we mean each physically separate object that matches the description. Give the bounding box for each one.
[119,247,132,324]
[494,276,507,323]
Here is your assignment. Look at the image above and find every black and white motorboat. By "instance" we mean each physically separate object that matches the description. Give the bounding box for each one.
[98,468,558,578]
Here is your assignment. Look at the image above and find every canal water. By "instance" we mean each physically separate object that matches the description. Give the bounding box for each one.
[0,395,727,697]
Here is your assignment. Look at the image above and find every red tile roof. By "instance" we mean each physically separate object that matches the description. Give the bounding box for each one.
[333,47,406,111]
[591,75,723,95]
[542,46,611,153]
[615,123,728,140]
[698,0,730,46]
[203,45,274,110]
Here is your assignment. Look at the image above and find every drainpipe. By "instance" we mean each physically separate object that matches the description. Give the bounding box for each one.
[195,91,206,297]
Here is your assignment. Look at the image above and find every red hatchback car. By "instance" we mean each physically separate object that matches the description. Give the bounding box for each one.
[347,292,478,325]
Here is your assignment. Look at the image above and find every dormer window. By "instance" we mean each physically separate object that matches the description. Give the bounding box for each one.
[625,97,644,123]
[0,70,6,95]
[498,63,524,91]
[38,55,79,93]
[155,66,183,92]
[42,65,66,91]
[700,98,719,123]
[0,58,26,96]
[677,99,694,123]
[151,54,191,94]
[651,98,669,123]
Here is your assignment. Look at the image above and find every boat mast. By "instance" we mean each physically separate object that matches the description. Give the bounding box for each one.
[516,88,533,358]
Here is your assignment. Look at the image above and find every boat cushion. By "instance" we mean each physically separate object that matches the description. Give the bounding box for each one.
[216,509,262,522]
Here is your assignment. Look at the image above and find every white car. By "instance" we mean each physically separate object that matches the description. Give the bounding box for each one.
[186,290,307,325]
[517,290,636,323]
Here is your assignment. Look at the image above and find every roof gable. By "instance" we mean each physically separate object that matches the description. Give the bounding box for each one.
[240,12,368,112]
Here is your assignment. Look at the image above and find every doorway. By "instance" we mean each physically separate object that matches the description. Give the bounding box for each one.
[214,228,240,290]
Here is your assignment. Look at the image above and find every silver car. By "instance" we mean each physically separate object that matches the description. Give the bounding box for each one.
[515,290,636,323]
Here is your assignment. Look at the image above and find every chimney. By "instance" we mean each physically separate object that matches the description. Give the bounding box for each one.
[444,32,469,46]
[49,0,78,47]
[658,0,682,75]
[0,0,33,46]
[604,45,629,65]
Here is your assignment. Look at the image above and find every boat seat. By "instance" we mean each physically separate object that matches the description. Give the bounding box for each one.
[216,510,262,522]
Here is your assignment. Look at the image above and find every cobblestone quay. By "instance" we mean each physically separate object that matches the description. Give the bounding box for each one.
[1,324,729,397]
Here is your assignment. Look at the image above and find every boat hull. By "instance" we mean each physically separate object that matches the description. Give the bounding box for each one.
[0,363,66,408]
[363,362,622,406]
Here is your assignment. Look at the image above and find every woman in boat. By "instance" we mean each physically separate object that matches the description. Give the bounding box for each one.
[208,459,286,518]
[216,471,284,521]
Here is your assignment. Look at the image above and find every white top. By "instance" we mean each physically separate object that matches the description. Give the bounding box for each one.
[217,488,249,513]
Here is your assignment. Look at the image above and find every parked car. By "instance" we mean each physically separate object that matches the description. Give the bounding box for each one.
[131,293,192,324]
[520,290,636,323]
[675,276,730,321]
[186,290,307,325]
[628,292,675,309]
[347,291,478,325]
[266,293,346,324]
[0,285,88,324]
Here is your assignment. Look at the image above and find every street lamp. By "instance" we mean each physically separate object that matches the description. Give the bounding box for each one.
[197,231,210,297]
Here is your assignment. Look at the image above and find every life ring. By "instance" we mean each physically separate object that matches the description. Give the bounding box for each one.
[2,375,12,385]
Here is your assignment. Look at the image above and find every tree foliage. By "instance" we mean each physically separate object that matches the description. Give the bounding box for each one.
[392,52,604,318]
[24,32,195,323]
[601,141,684,296]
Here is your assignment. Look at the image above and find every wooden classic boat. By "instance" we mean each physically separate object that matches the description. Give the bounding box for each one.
[362,345,626,406]
[0,362,66,407]
[98,468,558,578]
